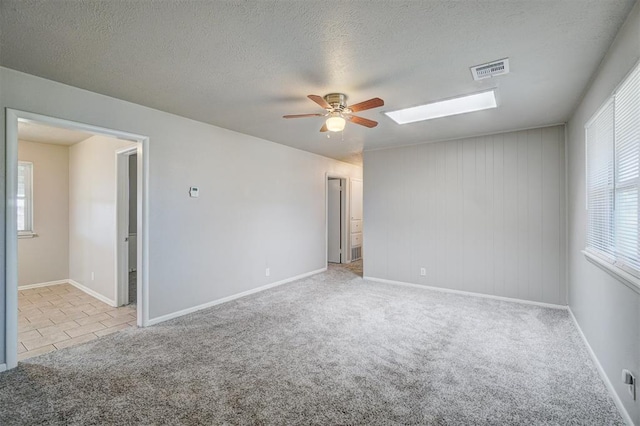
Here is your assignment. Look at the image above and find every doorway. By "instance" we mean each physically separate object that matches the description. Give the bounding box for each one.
[5,110,149,369]
[116,148,138,307]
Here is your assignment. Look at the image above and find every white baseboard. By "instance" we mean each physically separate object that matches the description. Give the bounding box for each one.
[363,276,567,310]
[68,279,117,307]
[0,363,6,373]
[18,279,118,308]
[18,279,68,290]
[148,267,327,326]
[568,308,634,426]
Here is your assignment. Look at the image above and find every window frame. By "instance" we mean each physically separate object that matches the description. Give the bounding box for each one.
[584,61,640,291]
[17,161,35,238]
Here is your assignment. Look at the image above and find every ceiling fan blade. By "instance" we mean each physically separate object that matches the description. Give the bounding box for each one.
[308,94,331,110]
[283,113,324,119]
[348,115,378,128]
[349,97,384,112]
[320,123,328,132]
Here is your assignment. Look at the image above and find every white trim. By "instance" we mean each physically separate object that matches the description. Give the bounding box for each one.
[18,280,68,290]
[0,363,6,373]
[139,137,149,328]
[16,113,147,142]
[363,276,568,310]
[6,110,20,370]
[18,278,119,307]
[582,250,640,295]
[67,279,117,307]
[568,308,634,426]
[17,232,37,239]
[148,267,327,326]
[564,124,570,305]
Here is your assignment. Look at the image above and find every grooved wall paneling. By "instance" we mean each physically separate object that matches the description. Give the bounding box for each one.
[364,126,566,305]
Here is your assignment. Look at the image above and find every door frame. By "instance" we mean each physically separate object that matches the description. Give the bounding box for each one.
[5,109,150,370]
[116,146,138,307]
[325,173,349,266]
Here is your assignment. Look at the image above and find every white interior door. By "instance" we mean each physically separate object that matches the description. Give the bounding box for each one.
[116,147,136,306]
[328,178,341,263]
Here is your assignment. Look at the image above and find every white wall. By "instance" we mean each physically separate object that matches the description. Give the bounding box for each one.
[17,140,69,286]
[364,126,566,305]
[68,135,137,304]
[0,66,362,365]
[566,1,640,423]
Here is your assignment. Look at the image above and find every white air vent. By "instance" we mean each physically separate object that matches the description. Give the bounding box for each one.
[470,58,510,80]
[351,246,362,261]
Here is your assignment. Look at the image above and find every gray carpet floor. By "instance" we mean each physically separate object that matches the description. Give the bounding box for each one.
[0,262,623,425]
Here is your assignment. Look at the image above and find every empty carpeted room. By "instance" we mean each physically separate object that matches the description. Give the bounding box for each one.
[0,1,639,425]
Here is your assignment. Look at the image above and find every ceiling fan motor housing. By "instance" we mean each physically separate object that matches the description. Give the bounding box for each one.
[324,93,348,112]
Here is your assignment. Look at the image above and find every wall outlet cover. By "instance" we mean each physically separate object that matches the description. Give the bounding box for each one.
[622,369,636,400]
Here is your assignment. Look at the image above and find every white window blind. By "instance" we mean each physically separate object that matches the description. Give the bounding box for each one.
[614,64,640,274]
[17,161,34,234]
[586,100,614,259]
[586,62,640,277]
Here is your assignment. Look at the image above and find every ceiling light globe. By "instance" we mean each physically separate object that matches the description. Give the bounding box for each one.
[326,116,346,132]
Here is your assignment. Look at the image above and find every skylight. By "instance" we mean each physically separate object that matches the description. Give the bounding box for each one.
[385,90,497,124]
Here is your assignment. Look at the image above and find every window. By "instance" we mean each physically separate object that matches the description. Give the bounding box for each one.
[17,161,34,236]
[586,62,640,278]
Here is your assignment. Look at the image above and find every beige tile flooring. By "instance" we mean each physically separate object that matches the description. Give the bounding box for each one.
[18,283,136,361]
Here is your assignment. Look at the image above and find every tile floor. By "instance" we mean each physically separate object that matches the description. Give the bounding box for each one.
[18,283,137,360]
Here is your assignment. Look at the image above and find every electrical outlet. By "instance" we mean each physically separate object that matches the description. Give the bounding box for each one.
[91,272,95,281]
[265,268,270,277]
[420,268,426,276]
[622,369,636,400]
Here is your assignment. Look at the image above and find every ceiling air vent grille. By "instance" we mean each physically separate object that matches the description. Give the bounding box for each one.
[470,58,509,81]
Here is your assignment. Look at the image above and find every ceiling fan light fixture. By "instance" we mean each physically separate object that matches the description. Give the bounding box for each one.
[283,93,383,132]
[326,115,346,132]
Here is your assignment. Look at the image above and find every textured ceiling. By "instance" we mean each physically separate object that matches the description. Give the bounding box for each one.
[18,121,93,146]
[0,0,635,164]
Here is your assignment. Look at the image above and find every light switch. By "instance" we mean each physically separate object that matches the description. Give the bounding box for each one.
[189,187,199,198]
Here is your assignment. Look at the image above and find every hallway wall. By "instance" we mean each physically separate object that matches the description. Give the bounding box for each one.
[17,140,69,286]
